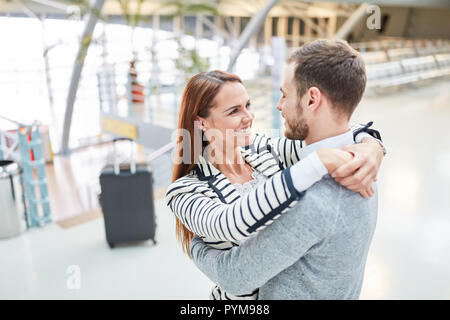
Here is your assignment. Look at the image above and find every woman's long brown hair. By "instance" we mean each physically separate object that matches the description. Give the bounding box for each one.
[172,70,242,256]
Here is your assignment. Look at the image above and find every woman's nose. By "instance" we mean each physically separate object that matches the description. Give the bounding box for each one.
[243,109,254,122]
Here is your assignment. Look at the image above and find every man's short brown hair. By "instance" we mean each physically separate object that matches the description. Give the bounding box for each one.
[287,39,366,119]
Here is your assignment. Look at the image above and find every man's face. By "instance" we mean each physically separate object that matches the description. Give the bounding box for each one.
[277,63,309,140]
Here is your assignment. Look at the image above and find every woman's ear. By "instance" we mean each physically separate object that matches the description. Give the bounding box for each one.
[194,116,205,131]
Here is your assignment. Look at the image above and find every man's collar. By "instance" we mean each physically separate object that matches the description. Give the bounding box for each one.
[299,129,354,159]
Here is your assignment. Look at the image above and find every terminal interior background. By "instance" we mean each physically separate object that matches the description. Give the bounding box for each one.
[1,0,450,299]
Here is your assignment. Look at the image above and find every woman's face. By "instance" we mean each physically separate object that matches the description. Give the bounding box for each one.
[197,82,255,152]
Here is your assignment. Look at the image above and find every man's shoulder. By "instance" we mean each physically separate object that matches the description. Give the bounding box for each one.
[306,175,378,227]
[273,176,341,237]
[306,175,378,207]
[299,175,344,208]
[283,175,377,235]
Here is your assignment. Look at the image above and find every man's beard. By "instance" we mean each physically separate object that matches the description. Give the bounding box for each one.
[284,101,309,140]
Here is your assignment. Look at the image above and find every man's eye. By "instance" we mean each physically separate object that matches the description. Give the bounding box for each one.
[246,102,251,108]
[229,109,238,115]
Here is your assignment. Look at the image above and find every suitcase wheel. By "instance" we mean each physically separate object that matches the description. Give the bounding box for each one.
[108,241,115,249]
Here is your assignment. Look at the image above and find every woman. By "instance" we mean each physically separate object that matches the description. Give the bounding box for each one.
[165,70,376,300]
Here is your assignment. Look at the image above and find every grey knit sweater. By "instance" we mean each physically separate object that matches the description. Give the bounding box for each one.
[191,175,378,299]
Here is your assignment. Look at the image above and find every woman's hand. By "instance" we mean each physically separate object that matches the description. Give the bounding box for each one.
[316,148,373,198]
[331,139,383,198]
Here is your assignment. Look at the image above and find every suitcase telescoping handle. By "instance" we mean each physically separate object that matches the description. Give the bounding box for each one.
[113,137,136,175]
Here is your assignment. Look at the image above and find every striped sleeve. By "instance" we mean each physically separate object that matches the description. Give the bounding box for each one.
[251,134,302,167]
[350,122,386,154]
[165,169,303,242]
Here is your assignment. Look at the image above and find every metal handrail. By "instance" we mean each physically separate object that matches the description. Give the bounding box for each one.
[147,141,176,163]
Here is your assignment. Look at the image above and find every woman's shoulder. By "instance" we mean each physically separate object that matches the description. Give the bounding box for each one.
[165,169,209,202]
[167,170,200,190]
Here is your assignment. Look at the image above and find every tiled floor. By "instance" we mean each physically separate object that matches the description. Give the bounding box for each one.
[0,198,214,299]
[1,78,450,299]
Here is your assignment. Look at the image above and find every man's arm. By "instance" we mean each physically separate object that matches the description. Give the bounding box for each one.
[190,187,335,295]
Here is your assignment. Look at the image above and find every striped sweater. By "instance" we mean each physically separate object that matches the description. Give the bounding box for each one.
[165,133,304,248]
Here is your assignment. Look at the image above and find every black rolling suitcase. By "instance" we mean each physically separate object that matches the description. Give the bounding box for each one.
[99,137,156,248]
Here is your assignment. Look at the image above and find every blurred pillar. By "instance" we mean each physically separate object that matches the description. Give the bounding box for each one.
[60,0,106,155]
[227,0,279,72]
[271,37,286,130]
[292,18,300,48]
[327,15,337,38]
[233,17,241,39]
[333,3,370,40]
[277,17,287,38]
[264,17,272,47]
[304,17,311,41]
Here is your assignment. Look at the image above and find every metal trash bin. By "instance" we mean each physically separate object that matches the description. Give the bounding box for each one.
[0,160,26,238]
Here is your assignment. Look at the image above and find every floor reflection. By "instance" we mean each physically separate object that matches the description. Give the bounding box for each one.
[356,78,450,299]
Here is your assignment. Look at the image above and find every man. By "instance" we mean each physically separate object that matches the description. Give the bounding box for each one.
[190,39,381,299]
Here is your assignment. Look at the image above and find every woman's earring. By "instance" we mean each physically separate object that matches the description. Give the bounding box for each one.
[202,127,206,132]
